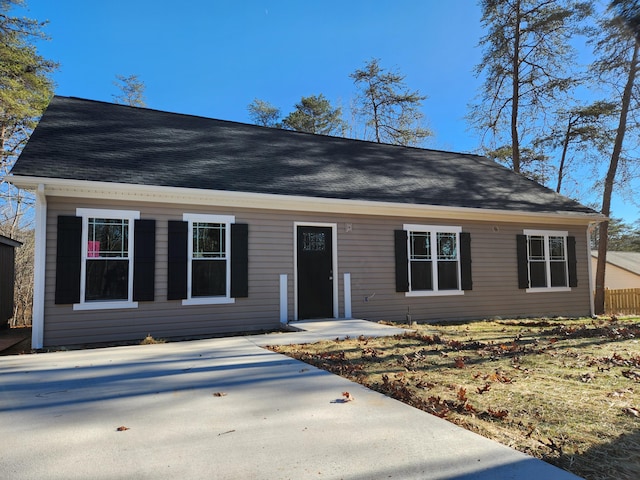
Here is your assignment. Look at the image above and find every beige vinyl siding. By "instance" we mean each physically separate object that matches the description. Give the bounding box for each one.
[43,196,592,346]
[590,257,640,289]
[343,219,590,323]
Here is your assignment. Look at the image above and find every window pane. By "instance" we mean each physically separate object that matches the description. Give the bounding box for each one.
[528,236,545,261]
[192,260,226,297]
[437,261,459,290]
[86,259,129,300]
[550,261,567,287]
[88,218,128,258]
[529,262,547,288]
[437,233,457,260]
[193,223,225,258]
[410,261,432,290]
[549,237,565,260]
[410,232,430,259]
[302,232,326,252]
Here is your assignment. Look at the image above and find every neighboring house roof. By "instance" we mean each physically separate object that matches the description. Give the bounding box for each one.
[592,251,640,276]
[11,96,598,217]
[0,235,22,248]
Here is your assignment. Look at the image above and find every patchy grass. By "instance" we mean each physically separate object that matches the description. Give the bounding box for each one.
[140,334,166,345]
[269,317,640,480]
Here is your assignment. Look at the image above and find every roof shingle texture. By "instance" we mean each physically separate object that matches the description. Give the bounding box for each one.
[11,96,596,215]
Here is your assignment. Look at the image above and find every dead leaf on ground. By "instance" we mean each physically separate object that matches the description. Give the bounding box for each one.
[116,426,130,431]
[622,370,640,382]
[487,408,509,419]
[342,391,354,402]
[580,373,595,383]
[477,383,491,394]
[608,388,634,398]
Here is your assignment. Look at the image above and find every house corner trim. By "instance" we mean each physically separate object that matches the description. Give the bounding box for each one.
[32,184,47,349]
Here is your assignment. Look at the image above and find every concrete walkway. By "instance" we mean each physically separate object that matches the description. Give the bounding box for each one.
[0,319,580,479]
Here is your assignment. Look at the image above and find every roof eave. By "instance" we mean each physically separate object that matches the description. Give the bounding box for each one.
[9,175,605,226]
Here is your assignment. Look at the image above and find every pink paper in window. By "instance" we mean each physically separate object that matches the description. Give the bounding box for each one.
[88,241,100,258]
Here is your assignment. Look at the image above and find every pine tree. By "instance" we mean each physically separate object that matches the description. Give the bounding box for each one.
[247,98,281,127]
[0,0,57,235]
[282,94,345,136]
[112,74,146,107]
[470,0,592,178]
[350,59,431,146]
[592,0,640,314]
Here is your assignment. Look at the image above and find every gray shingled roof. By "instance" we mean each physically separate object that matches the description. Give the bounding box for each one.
[11,96,597,216]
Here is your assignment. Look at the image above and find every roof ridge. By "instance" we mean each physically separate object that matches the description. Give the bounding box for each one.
[56,95,486,158]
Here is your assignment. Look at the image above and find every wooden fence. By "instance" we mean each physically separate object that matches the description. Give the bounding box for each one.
[604,288,640,315]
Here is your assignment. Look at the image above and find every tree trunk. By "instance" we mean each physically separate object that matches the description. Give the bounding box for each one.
[510,0,522,173]
[556,118,573,193]
[594,40,639,315]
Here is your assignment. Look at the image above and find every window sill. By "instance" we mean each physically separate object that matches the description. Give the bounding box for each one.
[182,297,235,306]
[73,301,138,311]
[526,287,571,293]
[405,290,465,297]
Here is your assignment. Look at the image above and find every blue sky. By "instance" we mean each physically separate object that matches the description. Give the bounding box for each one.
[14,0,639,224]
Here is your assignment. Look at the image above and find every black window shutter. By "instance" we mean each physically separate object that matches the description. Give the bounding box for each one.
[55,216,82,304]
[567,236,578,287]
[133,219,156,301]
[460,232,473,291]
[516,234,529,289]
[230,223,249,298]
[167,220,188,300]
[394,230,409,292]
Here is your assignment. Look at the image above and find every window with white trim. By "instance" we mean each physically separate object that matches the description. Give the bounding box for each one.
[76,208,140,309]
[405,225,463,295]
[521,229,572,291]
[184,213,235,305]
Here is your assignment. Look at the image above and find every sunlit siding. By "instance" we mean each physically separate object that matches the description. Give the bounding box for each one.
[43,196,592,346]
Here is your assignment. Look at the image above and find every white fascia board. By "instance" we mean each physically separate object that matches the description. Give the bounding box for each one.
[9,175,606,226]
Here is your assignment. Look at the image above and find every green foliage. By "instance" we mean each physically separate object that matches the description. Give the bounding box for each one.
[484,144,552,185]
[247,98,281,127]
[282,94,345,136]
[0,0,56,236]
[112,74,146,107]
[592,217,640,252]
[611,0,640,40]
[0,0,56,172]
[350,58,431,146]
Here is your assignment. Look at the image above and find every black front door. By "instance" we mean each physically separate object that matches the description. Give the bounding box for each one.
[297,226,333,319]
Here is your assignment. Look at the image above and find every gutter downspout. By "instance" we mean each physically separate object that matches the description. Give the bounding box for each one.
[32,184,47,349]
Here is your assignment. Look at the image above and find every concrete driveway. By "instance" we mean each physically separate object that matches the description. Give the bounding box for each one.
[0,320,580,479]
